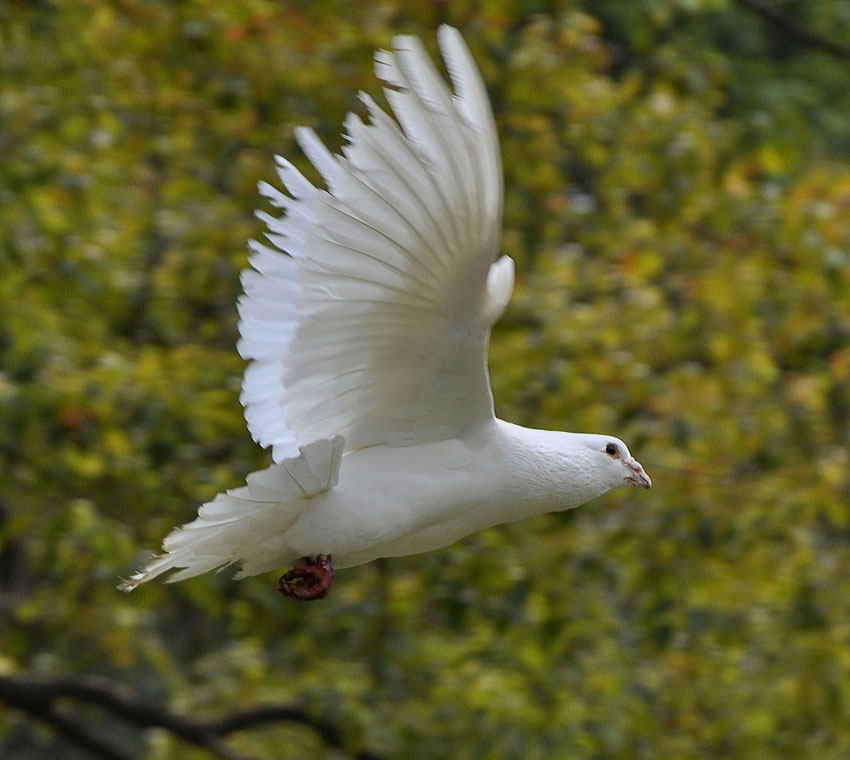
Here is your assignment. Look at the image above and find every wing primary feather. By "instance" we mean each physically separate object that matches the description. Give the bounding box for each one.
[257,180,292,209]
[304,236,442,307]
[382,86,464,250]
[245,240,295,276]
[394,35,477,233]
[339,122,452,280]
[312,194,444,292]
[273,155,318,200]
[350,94,457,271]
[294,126,342,190]
[378,41,467,247]
[255,210,311,245]
[325,160,452,280]
[438,25,502,254]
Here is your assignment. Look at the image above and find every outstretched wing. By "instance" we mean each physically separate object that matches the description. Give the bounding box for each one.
[239,26,513,462]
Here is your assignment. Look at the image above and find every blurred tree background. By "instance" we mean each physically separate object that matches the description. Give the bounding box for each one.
[2,0,850,758]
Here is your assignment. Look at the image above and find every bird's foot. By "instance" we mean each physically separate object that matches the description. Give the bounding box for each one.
[276,554,335,601]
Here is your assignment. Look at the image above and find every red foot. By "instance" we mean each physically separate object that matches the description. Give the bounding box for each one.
[276,555,335,601]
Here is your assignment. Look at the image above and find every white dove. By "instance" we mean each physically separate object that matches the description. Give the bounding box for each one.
[120,26,650,600]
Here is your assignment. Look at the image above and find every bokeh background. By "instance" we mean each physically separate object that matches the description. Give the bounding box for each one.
[2,1,850,758]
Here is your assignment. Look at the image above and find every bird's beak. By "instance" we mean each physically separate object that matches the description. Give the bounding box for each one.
[625,459,652,489]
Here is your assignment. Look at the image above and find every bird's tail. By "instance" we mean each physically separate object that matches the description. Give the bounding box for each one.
[118,436,345,591]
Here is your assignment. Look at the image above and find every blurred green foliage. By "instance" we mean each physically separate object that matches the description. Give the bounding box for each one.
[2,0,850,758]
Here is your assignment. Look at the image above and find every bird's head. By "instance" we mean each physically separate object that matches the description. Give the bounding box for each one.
[579,434,652,491]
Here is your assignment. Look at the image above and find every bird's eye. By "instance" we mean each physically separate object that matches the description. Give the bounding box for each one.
[605,443,619,457]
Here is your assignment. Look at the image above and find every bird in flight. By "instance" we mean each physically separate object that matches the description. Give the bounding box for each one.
[120,26,650,600]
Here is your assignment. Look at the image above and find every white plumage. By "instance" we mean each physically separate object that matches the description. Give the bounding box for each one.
[120,26,650,594]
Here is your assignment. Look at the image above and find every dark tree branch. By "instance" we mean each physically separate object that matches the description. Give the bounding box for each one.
[195,705,384,760]
[0,672,383,760]
[18,703,133,760]
[732,0,850,59]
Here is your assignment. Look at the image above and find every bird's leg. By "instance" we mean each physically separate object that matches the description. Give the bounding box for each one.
[276,554,335,601]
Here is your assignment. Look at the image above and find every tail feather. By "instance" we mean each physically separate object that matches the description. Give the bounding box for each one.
[119,436,345,591]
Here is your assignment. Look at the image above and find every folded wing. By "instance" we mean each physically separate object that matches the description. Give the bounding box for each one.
[239,26,512,461]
